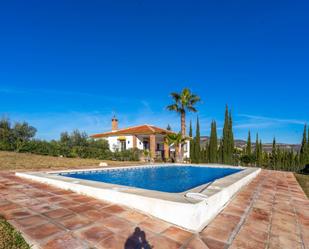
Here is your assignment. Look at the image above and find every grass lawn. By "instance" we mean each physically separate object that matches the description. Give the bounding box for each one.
[0,216,30,249]
[0,151,144,171]
[294,173,309,198]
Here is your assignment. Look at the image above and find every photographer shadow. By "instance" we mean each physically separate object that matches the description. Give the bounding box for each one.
[124,227,153,249]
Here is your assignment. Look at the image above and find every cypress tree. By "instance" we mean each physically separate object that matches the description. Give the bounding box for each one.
[191,141,196,163]
[218,139,223,164]
[255,134,259,166]
[259,140,263,167]
[222,105,233,164]
[189,121,193,138]
[277,146,282,170]
[228,111,235,164]
[295,153,299,170]
[194,117,201,163]
[271,137,277,169]
[306,128,309,164]
[209,121,218,163]
[166,124,171,131]
[246,131,252,156]
[300,124,308,165]
[205,142,209,163]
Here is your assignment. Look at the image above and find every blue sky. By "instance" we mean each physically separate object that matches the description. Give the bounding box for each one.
[0,0,308,143]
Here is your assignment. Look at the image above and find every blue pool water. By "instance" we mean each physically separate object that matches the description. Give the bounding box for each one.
[59,166,242,193]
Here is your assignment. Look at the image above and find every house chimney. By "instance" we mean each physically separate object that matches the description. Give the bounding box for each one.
[112,116,118,131]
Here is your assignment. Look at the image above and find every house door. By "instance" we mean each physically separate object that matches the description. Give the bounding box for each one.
[143,141,149,150]
[120,140,126,151]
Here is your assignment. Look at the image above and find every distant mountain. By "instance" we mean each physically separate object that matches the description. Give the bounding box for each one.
[200,136,300,152]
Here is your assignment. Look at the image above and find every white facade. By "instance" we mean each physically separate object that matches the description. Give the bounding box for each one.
[103,134,190,160]
[102,134,166,152]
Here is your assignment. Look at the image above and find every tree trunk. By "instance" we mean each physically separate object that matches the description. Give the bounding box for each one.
[180,112,186,162]
[175,143,182,163]
[181,112,186,137]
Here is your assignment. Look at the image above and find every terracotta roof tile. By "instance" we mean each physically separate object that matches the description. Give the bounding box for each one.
[90,124,174,138]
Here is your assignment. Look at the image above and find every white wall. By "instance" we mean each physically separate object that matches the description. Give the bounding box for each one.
[184,140,190,159]
[103,135,134,152]
[136,136,144,150]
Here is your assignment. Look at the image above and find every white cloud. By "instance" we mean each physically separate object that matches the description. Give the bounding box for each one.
[234,114,307,130]
[238,114,306,125]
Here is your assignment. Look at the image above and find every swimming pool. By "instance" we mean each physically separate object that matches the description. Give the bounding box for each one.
[59,166,242,193]
[16,164,260,231]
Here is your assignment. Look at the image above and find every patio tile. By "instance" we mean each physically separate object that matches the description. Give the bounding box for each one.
[45,196,67,203]
[268,234,303,249]
[15,215,49,228]
[102,204,126,214]
[43,208,75,219]
[75,224,113,245]
[68,204,95,213]
[3,208,33,220]
[0,198,11,206]
[148,235,181,249]
[42,234,88,249]
[70,195,94,203]
[138,217,171,233]
[14,198,41,206]
[207,213,240,232]
[51,189,74,195]
[57,200,80,208]
[57,214,92,230]
[271,220,298,235]
[80,209,112,221]
[162,226,193,244]
[86,200,110,209]
[244,218,269,233]
[99,216,134,234]
[222,204,246,217]
[24,222,64,240]
[0,202,21,211]
[29,203,58,213]
[239,225,268,243]
[200,237,228,249]
[249,207,271,223]
[229,236,266,249]
[201,226,233,244]
[119,225,157,239]
[119,210,148,224]
[97,233,127,249]
[185,236,210,249]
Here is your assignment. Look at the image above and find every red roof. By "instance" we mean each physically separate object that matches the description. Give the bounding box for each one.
[90,124,175,138]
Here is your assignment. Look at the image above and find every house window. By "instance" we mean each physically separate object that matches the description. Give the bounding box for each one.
[157,143,160,151]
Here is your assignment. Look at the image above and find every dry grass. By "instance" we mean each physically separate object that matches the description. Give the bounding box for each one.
[0,151,144,172]
[295,173,309,198]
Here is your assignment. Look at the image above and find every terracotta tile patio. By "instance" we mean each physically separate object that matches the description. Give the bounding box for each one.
[0,170,308,249]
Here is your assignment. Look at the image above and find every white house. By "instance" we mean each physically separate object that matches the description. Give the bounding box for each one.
[91,117,190,161]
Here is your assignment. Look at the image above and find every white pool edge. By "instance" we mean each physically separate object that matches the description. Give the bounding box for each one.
[16,165,261,232]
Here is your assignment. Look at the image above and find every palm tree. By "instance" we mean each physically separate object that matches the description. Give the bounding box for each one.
[165,133,186,162]
[167,88,201,137]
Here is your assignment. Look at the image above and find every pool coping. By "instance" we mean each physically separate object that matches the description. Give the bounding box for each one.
[16,164,261,232]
